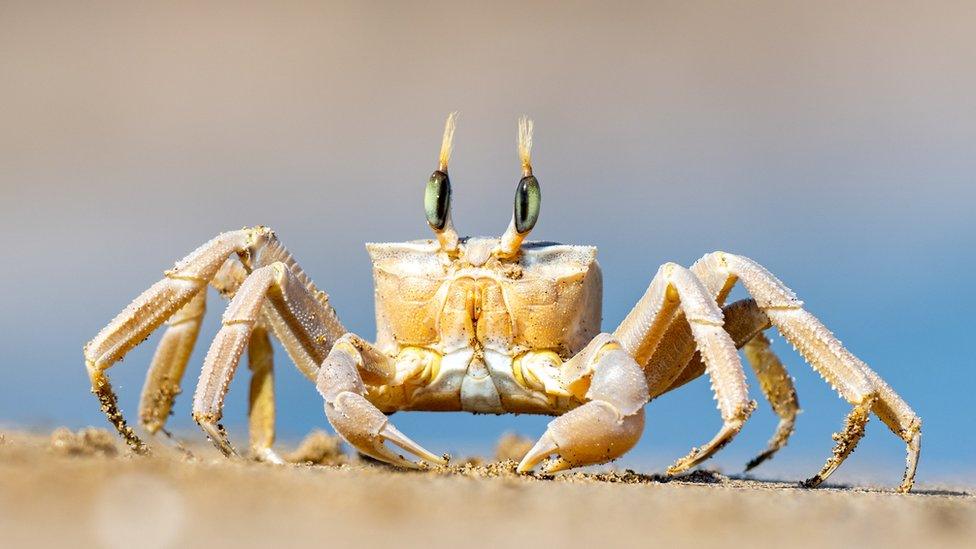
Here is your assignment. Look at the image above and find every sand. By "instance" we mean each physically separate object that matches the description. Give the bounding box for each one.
[0,429,972,549]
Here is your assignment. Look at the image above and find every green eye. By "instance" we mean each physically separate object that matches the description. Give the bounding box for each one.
[425,170,451,231]
[514,175,541,234]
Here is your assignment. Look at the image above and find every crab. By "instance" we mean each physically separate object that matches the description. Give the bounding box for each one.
[84,114,921,491]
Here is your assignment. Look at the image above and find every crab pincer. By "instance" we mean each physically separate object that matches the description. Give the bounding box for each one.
[317,335,448,468]
[518,338,649,474]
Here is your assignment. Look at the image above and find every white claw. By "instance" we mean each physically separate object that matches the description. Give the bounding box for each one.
[543,457,573,474]
[379,423,449,466]
[324,392,447,469]
[518,401,646,474]
[517,431,559,473]
[365,444,424,470]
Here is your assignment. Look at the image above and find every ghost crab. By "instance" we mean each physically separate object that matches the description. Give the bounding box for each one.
[84,114,921,491]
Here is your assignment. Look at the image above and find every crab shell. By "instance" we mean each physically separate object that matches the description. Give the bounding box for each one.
[365,237,602,414]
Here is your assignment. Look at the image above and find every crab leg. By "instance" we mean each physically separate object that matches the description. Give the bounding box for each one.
[138,256,282,461]
[211,259,284,462]
[192,261,347,457]
[317,334,448,468]
[517,334,649,473]
[84,227,344,454]
[690,252,921,491]
[246,324,280,463]
[138,289,207,435]
[136,258,252,437]
[741,332,799,470]
[659,299,800,471]
[613,263,758,475]
[84,231,250,452]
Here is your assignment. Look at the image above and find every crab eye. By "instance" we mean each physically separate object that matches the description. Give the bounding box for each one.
[425,170,451,231]
[513,175,541,234]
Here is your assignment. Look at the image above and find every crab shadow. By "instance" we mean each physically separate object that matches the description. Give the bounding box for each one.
[407,458,973,498]
[592,468,973,498]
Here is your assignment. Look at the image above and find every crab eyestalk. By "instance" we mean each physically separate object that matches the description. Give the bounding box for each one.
[495,116,541,259]
[425,112,460,254]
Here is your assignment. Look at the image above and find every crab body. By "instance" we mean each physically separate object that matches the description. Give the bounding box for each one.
[83,114,922,492]
[366,239,601,414]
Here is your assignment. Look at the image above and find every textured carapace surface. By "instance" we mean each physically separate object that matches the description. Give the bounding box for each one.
[366,238,601,414]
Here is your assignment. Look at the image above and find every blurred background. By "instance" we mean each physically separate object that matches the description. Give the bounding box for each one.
[1,1,973,486]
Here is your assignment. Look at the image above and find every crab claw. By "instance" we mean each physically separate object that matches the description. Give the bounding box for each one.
[518,346,649,474]
[325,391,448,469]
[317,334,448,469]
[517,401,645,474]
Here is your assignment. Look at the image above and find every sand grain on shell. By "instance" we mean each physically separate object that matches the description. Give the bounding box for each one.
[0,429,972,548]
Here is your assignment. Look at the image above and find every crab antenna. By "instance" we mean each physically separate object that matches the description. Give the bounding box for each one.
[438,111,458,172]
[517,115,533,177]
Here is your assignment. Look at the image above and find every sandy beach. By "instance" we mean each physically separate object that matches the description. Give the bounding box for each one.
[0,429,972,549]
